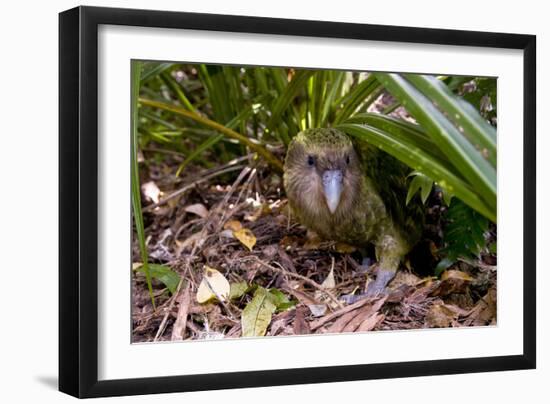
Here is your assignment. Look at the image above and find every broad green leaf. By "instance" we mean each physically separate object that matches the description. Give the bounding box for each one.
[241,287,277,337]
[439,198,489,267]
[268,288,296,312]
[135,264,181,295]
[407,172,434,205]
[229,281,249,300]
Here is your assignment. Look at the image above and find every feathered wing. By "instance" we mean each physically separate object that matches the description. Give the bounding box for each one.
[353,138,425,246]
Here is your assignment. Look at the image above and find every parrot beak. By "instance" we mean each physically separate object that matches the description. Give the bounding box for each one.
[322,170,343,214]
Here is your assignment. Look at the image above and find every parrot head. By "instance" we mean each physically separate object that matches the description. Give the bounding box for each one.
[284,128,362,217]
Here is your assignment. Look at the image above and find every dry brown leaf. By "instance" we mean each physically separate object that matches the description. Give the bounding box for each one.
[326,308,361,333]
[389,271,423,289]
[465,288,497,326]
[234,228,257,251]
[224,220,242,232]
[315,266,338,308]
[320,267,336,289]
[293,306,310,335]
[283,284,319,305]
[425,302,459,328]
[175,231,206,255]
[431,270,474,297]
[357,313,385,332]
[310,297,375,331]
[184,203,209,218]
[341,296,387,333]
[441,270,474,282]
[171,284,191,341]
[307,304,327,317]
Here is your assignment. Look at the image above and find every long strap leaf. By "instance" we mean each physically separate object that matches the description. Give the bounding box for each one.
[267,70,314,135]
[140,98,283,172]
[338,123,495,222]
[131,62,156,309]
[404,74,496,167]
[375,73,496,211]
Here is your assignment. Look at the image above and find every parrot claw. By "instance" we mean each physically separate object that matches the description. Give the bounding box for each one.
[365,269,396,297]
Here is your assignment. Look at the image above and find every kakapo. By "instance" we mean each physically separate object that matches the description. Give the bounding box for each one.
[283,128,425,296]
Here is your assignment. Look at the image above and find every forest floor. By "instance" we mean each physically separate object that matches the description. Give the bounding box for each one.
[131,148,497,343]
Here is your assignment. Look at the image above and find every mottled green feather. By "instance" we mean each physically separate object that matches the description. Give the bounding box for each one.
[284,128,425,295]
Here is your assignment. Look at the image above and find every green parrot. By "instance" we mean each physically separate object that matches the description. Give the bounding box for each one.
[283,128,424,297]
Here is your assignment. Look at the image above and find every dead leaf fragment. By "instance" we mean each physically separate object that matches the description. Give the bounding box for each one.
[234,228,257,251]
[196,266,230,304]
[184,203,209,218]
[441,270,474,282]
[431,270,474,296]
[341,296,387,333]
[141,181,161,203]
[171,285,191,341]
[320,267,336,289]
[357,313,385,332]
[464,288,497,326]
[293,306,310,335]
[425,302,459,328]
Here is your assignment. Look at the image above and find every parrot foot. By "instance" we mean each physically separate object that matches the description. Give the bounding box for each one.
[365,269,396,297]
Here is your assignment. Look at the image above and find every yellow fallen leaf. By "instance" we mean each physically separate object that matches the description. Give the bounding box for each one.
[196,266,230,304]
[234,228,256,251]
[224,220,243,232]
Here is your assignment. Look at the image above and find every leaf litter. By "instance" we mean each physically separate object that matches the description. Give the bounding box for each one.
[132,152,497,342]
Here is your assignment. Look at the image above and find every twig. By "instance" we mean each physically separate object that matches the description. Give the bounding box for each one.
[251,257,345,309]
[171,283,191,341]
[154,277,184,341]
[310,296,380,331]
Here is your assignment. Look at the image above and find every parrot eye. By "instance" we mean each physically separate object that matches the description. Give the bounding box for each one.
[307,155,315,166]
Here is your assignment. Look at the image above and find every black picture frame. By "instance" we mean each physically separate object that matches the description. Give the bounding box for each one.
[59,5,536,398]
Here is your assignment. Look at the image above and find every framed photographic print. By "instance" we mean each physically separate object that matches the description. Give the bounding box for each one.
[59,6,536,398]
